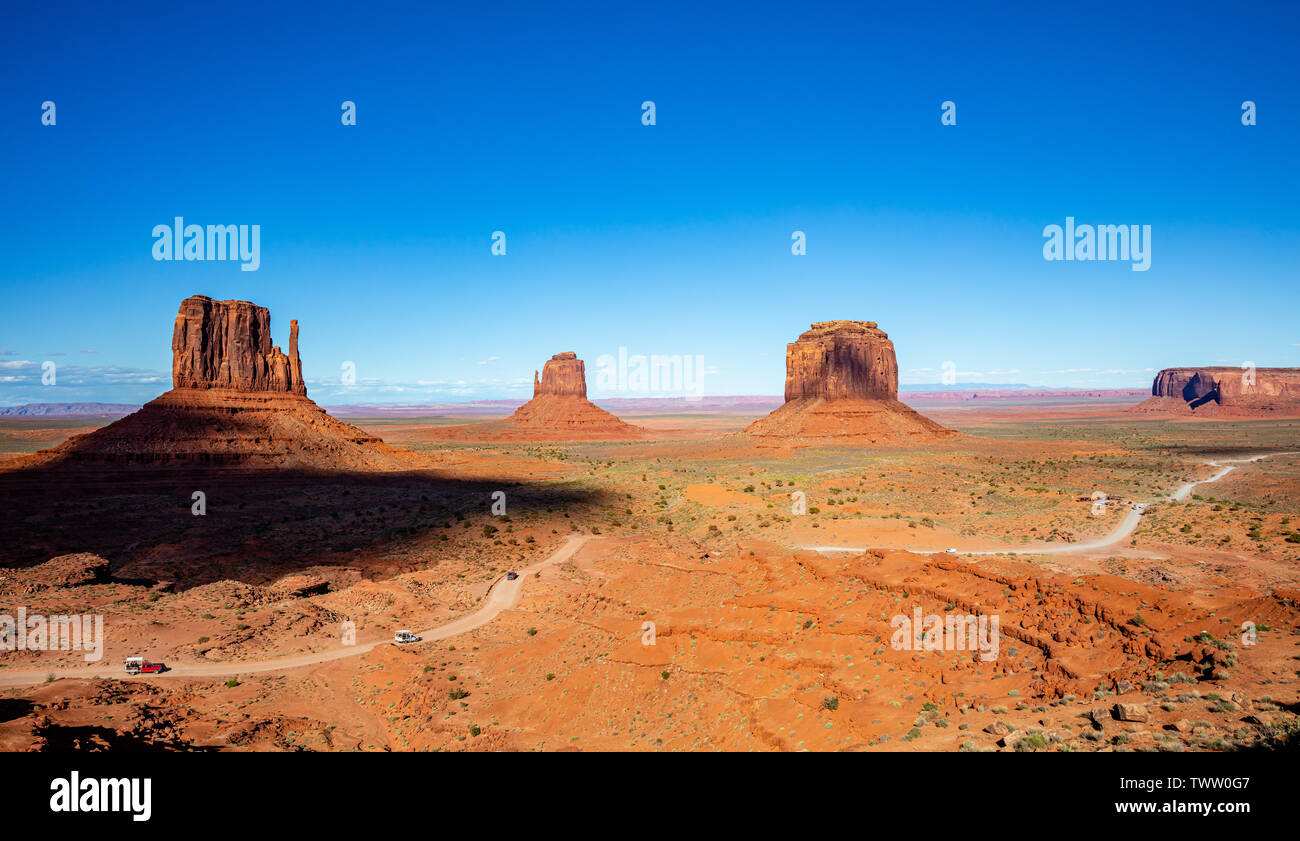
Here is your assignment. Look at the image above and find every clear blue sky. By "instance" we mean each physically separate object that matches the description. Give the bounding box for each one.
[2,0,1298,405]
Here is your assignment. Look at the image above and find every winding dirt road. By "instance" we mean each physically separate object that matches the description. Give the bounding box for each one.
[0,535,589,689]
[798,452,1295,557]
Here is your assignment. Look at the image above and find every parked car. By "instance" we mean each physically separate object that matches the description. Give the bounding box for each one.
[393,630,421,644]
[506,571,519,581]
[944,548,958,554]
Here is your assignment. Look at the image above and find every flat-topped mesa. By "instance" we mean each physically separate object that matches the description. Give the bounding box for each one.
[533,351,587,398]
[172,295,306,395]
[1132,366,1300,414]
[784,320,899,401]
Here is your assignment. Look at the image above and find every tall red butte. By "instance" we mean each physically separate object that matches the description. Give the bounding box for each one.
[744,320,955,443]
[29,295,399,468]
[431,352,642,441]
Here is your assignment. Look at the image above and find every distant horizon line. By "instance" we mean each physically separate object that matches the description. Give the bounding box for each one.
[0,384,1155,413]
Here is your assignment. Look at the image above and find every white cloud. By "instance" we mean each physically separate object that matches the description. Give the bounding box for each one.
[0,361,171,405]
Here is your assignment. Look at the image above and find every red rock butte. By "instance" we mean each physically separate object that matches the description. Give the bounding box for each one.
[744,320,956,443]
[25,295,402,469]
[172,295,307,395]
[431,352,643,441]
[1129,366,1300,417]
[533,351,587,398]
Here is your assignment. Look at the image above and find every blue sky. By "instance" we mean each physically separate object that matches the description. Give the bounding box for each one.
[2,0,1298,405]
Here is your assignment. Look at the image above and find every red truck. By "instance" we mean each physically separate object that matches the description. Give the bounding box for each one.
[124,657,168,675]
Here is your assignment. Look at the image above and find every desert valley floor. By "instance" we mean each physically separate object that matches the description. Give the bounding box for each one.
[1,400,1298,752]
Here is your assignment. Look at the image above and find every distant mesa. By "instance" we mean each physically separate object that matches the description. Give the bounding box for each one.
[431,352,643,441]
[18,295,401,469]
[1129,366,1300,417]
[744,320,956,443]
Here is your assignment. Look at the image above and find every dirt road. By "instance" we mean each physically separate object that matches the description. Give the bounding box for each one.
[799,452,1296,556]
[0,534,589,689]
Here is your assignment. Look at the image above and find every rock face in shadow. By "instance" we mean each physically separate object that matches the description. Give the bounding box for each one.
[1130,367,1300,416]
[534,352,587,398]
[14,295,405,469]
[745,320,955,444]
[432,352,643,441]
[172,295,307,395]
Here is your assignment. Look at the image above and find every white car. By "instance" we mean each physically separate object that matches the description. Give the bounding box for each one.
[944,548,958,554]
[393,630,421,644]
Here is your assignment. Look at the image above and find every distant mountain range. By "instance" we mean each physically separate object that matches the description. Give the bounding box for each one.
[0,386,1150,419]
[0,402,141,417]
[322,388,1148,416]
[902,388,1147,403]
[900,382,1039,390]
[322,396,788,416]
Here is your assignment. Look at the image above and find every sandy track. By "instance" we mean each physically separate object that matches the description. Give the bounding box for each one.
[0,535,589,689]
[799,452,1296,557]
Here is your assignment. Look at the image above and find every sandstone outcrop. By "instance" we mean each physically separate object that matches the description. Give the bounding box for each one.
[534,352,587,398]
[172,295,307,395]
[1129,367,1300,416]
[744,320,955,443]
[0,553,110,596]
[24,295,404,469]
[783,320,898,400]
[432,352,643,441]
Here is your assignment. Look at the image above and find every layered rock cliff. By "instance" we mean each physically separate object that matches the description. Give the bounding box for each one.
[172,295,307,395]
[783,320,899,401]
[745,320,955,443]
[534,352,587,398]
[1131,366,1300,415]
